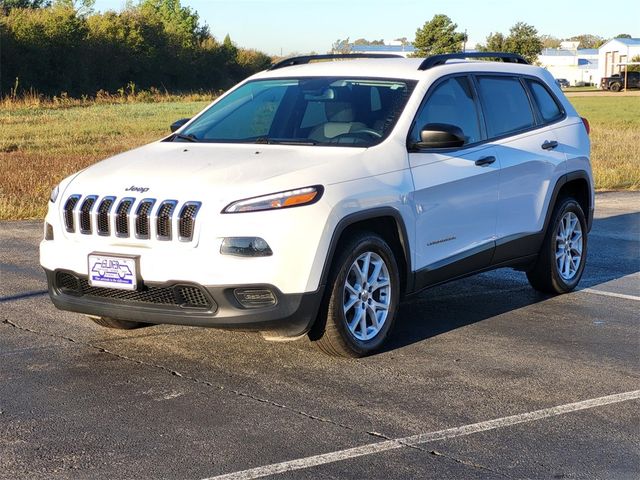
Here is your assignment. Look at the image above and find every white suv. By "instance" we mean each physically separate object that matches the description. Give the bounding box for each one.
[41,53,593,357]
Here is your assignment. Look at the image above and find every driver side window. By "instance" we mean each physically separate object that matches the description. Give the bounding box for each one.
[410,76,482,146]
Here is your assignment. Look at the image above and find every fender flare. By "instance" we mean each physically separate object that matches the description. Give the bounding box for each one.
[318,207,414,294]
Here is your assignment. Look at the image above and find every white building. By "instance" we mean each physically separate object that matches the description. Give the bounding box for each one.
[598,37,640,79]
[538,48,599,86]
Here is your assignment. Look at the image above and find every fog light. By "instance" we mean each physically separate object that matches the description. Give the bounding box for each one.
[45,223,54,240]
[220,237,272,257]
[234,288,277,308]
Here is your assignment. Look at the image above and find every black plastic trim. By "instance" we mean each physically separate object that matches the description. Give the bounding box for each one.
[318,207,413,294]
[413,242,495,292]
[418,52,528,70]
[269,53,403,70]
[45,269,323,338]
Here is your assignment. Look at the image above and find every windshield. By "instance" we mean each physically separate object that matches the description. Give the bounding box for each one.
[179,77,416,147]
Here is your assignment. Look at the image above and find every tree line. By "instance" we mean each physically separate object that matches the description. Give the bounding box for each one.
[337,14,635,66]
[0,0,272,97]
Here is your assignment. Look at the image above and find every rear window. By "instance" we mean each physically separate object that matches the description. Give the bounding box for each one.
[476,76,535,138]
[527,80,563,123]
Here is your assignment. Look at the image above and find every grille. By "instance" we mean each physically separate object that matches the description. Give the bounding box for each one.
[178,202,201,241]
[115,198,134,237]
[96,197,115,236]
[63,195,81,232]
[79,196,98,234]
[156,200,177,240]
[135,199,155,239]
[54,271,213,309]
[61,195,200,242]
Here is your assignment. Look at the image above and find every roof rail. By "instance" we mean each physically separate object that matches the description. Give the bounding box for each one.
[269,53,403,71]
[418,52,529,70]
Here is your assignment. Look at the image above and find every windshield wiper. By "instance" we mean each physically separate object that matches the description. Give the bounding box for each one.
[173,133,199,142]
[253,137,318,146]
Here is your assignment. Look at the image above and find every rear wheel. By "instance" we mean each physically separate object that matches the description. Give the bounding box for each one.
[527,197,587,293]
[88,316,150,330]
[312,233,400,357]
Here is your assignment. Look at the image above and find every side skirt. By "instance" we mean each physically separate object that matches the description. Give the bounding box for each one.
[409,232,543,296]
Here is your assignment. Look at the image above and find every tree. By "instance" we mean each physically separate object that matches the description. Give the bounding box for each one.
[503,22,542,63]
[331,37,350,54]
[615,33,632,39]
[627,55,640,73]
[1,0,50,15]
[53,0,95,16]
[412,14,465,56]
[567,34,605,49]
[480,32,505,52]
[540,34,561,49]
[353,38,384,45]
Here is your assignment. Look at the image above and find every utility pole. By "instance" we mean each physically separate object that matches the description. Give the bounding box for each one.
[463,29,467,53]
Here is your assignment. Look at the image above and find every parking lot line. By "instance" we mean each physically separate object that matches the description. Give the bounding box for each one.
[581,288,640,302]
[204,390,640,480]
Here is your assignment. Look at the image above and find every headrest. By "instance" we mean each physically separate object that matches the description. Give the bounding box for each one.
[325,102,354,122]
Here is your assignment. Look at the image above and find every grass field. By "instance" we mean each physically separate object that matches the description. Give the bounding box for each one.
[1,95,638,220]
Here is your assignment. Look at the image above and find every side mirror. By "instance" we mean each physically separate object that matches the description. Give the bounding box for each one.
[170,118,190,132]
[414,123,465,149]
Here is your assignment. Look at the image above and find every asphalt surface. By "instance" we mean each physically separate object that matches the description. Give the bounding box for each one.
[1,192,639,480]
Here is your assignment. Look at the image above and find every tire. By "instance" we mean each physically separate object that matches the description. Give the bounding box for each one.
[312,232,400,357]
[88,316,150,330]
[609,82,622,92]
[526,197,588,294]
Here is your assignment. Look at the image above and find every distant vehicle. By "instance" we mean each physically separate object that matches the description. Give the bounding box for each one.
[600,71,640,91]
[555,78,570,88]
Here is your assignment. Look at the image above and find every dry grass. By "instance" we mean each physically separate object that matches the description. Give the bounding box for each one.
[1,95,638,220]
[0,101,209,219]
[569,96,640,191]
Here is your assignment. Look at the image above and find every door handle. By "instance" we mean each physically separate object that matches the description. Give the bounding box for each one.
[541,140,558,150]
[475,156,496,167]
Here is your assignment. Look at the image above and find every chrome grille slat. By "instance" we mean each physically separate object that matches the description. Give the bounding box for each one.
[62,195,199,242]
[114,197,134,237]
[79,196,98,234]
[156,200,178,240]
[63,195,81,232]
[96,196,115,236]
[135,199,156,239]
[178,202,201,242]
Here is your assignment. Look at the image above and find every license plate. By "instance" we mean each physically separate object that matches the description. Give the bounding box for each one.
[88,254,138,290]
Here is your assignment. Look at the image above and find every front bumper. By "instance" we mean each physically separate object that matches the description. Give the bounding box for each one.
[44,268,323,338]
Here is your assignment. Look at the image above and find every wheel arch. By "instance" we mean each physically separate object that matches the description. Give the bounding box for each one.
[544,170,593,235]
[319,207,413,297]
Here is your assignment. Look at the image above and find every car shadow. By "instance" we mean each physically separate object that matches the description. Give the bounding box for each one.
[381,211,639,354]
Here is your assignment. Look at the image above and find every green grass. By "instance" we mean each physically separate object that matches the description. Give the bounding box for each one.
[1,96,638,220]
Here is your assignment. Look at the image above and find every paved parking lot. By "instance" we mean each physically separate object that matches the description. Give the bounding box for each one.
[1,192,638,479]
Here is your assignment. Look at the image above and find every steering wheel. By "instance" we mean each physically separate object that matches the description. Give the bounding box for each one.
[351,128,383,138]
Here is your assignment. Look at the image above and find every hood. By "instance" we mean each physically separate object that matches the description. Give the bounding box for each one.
[65,141,368,204]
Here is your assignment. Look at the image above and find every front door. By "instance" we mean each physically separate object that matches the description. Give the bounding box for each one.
[408,75,499,288]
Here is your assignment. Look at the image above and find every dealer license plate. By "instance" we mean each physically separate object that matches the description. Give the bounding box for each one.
[88,254,138,290]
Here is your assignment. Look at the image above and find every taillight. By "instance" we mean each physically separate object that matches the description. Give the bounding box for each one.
[581,117,590,135]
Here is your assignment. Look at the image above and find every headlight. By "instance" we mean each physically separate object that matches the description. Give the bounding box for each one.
[50,184,60,203]
[222,186,323,213]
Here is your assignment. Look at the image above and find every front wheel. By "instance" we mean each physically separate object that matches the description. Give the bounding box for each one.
[609,82,622,92]
[88,316,150,330]
[312,233,400,357]
[527,197,588,293]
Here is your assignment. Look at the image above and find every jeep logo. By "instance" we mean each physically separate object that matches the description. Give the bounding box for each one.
[125,185,149,193]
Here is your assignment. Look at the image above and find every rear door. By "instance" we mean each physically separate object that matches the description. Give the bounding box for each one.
[474,75,567,262]
[408,75,499,288]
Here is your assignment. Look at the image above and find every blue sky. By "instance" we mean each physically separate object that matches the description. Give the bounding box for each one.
[93,0,640,55]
